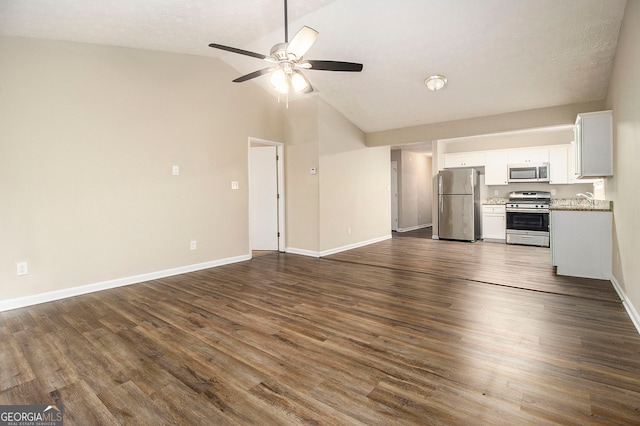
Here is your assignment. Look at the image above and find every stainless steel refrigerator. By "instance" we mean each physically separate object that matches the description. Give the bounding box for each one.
[438,168,481,242]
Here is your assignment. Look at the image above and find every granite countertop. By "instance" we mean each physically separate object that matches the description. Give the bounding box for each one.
[483,198,508,205]
[550,199,612,212]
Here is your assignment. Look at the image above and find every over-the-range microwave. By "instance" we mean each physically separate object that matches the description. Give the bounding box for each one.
[507,163,550,183]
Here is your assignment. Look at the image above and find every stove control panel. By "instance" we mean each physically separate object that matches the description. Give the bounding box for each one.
[506,203,549,209]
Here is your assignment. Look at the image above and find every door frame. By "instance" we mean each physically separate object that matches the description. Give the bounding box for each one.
[248,137,285,252]
[391,160,399,231]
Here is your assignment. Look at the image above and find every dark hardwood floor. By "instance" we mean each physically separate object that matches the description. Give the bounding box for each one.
[2,230,639,425]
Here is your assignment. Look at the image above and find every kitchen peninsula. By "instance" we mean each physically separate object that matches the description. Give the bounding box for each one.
[551,199,612,280]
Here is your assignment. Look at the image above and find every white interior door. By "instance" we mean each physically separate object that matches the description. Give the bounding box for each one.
[391,161,398,231]
[250,146,278,250]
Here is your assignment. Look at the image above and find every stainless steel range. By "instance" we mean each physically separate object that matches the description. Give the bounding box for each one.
[506,191,550,247]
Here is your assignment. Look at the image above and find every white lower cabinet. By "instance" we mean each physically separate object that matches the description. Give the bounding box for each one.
[482,205,506,242]
[550,210,612,279]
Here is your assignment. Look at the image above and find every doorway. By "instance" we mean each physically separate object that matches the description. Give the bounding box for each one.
[249,138,285,254]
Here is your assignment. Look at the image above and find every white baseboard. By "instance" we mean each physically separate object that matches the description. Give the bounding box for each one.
[285,247,321,258]
[610,276,640,335]
[319,234,392,257]
[286,234,393,258]
[396,224,432,233]
[0,254,251,313]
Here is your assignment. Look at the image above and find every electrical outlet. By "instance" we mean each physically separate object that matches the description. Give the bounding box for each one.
[494,190,499,196]
[551,189,557,196]
[231,181,239,190]
[348,227,352,235]
[190,241,197,250]
[172,165,180,176]
[17,261,28,276]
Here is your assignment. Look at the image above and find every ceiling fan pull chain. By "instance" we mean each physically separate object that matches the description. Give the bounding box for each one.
[275,92,290,109]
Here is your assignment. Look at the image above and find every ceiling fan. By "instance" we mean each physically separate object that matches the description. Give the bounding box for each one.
[208,0,363,95]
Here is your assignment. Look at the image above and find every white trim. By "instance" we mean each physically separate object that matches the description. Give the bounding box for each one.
[285,247,321,258]
[0,254,251,313]
[395,224,432,233]
[319,234,392,257]
[610,275,640,336]
[286,234,393,258]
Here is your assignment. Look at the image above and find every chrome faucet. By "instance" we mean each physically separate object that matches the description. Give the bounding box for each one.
[577,192,594,206]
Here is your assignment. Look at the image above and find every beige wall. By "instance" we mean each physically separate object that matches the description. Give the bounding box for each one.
[0,36,284,303]
[442,127,575,154]
[318,99,390,252]
[284,97,320,252]
[366,101,605,148]
[284,96,391,255]
[605,0,640,321]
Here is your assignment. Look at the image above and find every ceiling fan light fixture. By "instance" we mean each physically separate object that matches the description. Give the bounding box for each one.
[425,75,448,91]
[291,71,308,92]
[270,68,289,93]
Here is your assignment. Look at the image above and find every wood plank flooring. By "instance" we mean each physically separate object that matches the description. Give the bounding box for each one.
[1,229,639,425]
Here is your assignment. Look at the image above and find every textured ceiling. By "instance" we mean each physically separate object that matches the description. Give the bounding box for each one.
[0,0,627,134]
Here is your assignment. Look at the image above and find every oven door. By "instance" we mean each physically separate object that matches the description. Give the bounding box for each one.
[506,209,549,232]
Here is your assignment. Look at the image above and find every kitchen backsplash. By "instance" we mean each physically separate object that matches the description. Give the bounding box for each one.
[484,181,595,199]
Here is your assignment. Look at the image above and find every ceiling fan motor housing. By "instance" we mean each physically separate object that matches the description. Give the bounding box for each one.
[270,43,290,61]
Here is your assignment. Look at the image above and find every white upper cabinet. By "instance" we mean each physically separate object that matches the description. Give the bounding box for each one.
[443,152,485,169]
[484,150,508,185]
[574,110,613,178]
[507,147,549,164]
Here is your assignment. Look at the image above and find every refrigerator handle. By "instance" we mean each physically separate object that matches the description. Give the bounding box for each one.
[438,175,443,213]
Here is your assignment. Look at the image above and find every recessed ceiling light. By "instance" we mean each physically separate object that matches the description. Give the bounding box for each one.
[425,75,448,91]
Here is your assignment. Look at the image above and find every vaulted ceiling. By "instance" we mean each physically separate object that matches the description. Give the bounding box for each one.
[0,0,627,134]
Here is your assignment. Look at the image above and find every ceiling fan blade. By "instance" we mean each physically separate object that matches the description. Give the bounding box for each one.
[233,68,275,83]
[303,60,363,72]
[303,82,314,94]
[286,26,319,59]
[296,71,314,93]
[208,43,267,60]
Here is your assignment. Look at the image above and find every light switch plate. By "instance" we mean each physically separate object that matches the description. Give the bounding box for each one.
[172,165,180,175]
[310,167,317,175]
[231,181,239,190]
[17,261,28,276]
